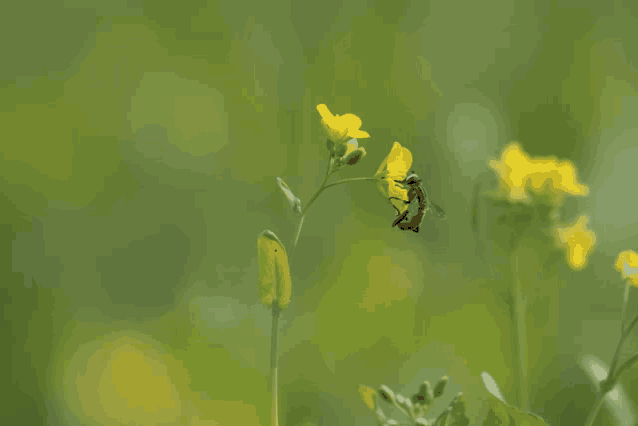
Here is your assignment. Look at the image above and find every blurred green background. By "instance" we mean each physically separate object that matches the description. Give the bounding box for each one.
[2,0,638,425]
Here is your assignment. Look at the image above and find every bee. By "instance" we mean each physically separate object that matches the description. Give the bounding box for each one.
[389,172,446,233]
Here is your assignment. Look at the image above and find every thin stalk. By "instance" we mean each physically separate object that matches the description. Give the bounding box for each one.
[270,304,280,426]
[584,287,638,425]
[621,280,631,332]
[512,251,529,411]
[322,176,378,191]
[584,391,605,426]
[271,155,361,426]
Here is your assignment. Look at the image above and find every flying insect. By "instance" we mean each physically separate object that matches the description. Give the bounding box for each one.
[389,172,446,233]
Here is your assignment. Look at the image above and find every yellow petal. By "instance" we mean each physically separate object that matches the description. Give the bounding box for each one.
[374,142,413,179]
[374,142,413,215]
[615,250,638,286]
[316,104,369,143]
[257,231,292,309]
[555,215,596,270]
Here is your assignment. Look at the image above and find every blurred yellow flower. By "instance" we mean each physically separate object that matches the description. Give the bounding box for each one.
[615,250,638,286]
[316,104,370,144]
[489,142,589,204]
[374,142,413,214]
[357,385,377,410]
[555,215,597,270]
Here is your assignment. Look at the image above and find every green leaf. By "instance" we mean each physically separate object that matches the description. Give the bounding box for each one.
[276,177,302,215]
[257,230,292,309]
[445,393,469,426]
[479,372,548,426]
[480,372,506,403]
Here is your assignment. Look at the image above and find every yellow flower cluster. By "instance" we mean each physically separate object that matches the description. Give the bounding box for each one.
[316,104,413,214]
[489,143,589,204]
[554,215,597,270]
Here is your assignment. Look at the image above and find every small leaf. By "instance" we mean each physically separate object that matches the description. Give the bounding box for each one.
[358,385,377,411]
[446,393,469,426]
[480,372,506,403]
[276,177,302,215]
[257,230,292,309]
[479,372,549,426]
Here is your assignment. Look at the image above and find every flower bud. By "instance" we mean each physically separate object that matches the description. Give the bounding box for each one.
[326,138,335,154]
[414,419,428,426]
[334,142,348,158]
[413,381,434,406]
[396,394,412,413]
[433,375,448,398]
[378,385,395,404]
[343,147,366,165]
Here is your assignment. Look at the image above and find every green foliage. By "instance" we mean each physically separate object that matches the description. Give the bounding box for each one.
[480,372,548,426]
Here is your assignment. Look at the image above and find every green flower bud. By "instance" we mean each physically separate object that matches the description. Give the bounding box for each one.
[334,142,348,158]
[384,420,398,426]
[343,147,366,165]
[379,385,395,404]
[414,381,434,406]
[414,419,428,426]
[326,138,335,154]
[396,394,413,413]
[433,375,448,398]
[257,230,292,310]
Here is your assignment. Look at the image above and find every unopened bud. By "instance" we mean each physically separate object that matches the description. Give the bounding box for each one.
[396,394,412,412]
[343,147,366,165]
[326,138,335,154]
[334,142,348,158]
[379,385,395,404]
[433,376,448,398]
[414,419,428,426]
[414,381,434,406]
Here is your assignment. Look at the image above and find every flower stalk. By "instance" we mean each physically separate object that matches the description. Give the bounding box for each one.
[512,250,528,412]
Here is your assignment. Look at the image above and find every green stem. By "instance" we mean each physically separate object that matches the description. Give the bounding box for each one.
[269,160,379,426]
[584,286,638,426]
[613,353,638,381]
[270,156,335,426]
[270,304,280,426]
[584,391,605,426]
[322,176,378,191]
[607,312,638,381]
[621,280,631,332]
[512,251,528,411]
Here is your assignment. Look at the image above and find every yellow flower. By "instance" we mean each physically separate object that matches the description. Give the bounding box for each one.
[489,142,589,205]
[555,215,597,270]
[374,142,413,214]
[316,104,370,144]
[615,250,638,287]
